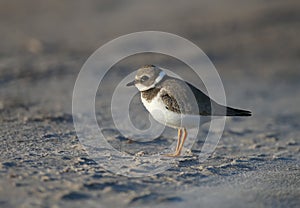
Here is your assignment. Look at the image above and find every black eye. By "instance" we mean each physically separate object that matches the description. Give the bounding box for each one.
[141,76,149,82]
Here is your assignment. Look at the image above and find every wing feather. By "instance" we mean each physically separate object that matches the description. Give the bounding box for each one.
[160,92,181,113]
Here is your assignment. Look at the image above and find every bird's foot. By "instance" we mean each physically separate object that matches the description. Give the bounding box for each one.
[162,152,181,157]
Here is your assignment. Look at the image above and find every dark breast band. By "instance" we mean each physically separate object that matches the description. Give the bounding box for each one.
[141,88,161,102]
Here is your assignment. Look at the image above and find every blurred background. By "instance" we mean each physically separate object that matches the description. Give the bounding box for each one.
[0,0,299,116]
[0,0,299,207]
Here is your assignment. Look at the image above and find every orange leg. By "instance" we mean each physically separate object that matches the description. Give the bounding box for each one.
[175,128,182,152]
[176,128,187,156]
[164,128,187,157]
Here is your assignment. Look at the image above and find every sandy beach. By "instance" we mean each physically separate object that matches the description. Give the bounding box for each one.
[0,0,299,207]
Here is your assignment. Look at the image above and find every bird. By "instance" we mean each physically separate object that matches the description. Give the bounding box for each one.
[126,65,251,157]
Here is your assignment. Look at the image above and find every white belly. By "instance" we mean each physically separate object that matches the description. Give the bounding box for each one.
[141,94,207,129]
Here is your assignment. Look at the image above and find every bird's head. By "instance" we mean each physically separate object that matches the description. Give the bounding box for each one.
[126,65,166,91]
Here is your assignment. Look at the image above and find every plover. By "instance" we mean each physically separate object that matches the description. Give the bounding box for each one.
[126,65,251,157]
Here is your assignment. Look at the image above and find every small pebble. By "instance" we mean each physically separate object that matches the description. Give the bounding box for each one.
[135,151,145,157]
[41,175,50,182]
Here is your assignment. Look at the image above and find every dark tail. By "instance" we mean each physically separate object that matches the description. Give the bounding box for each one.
[226,107,252,116]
